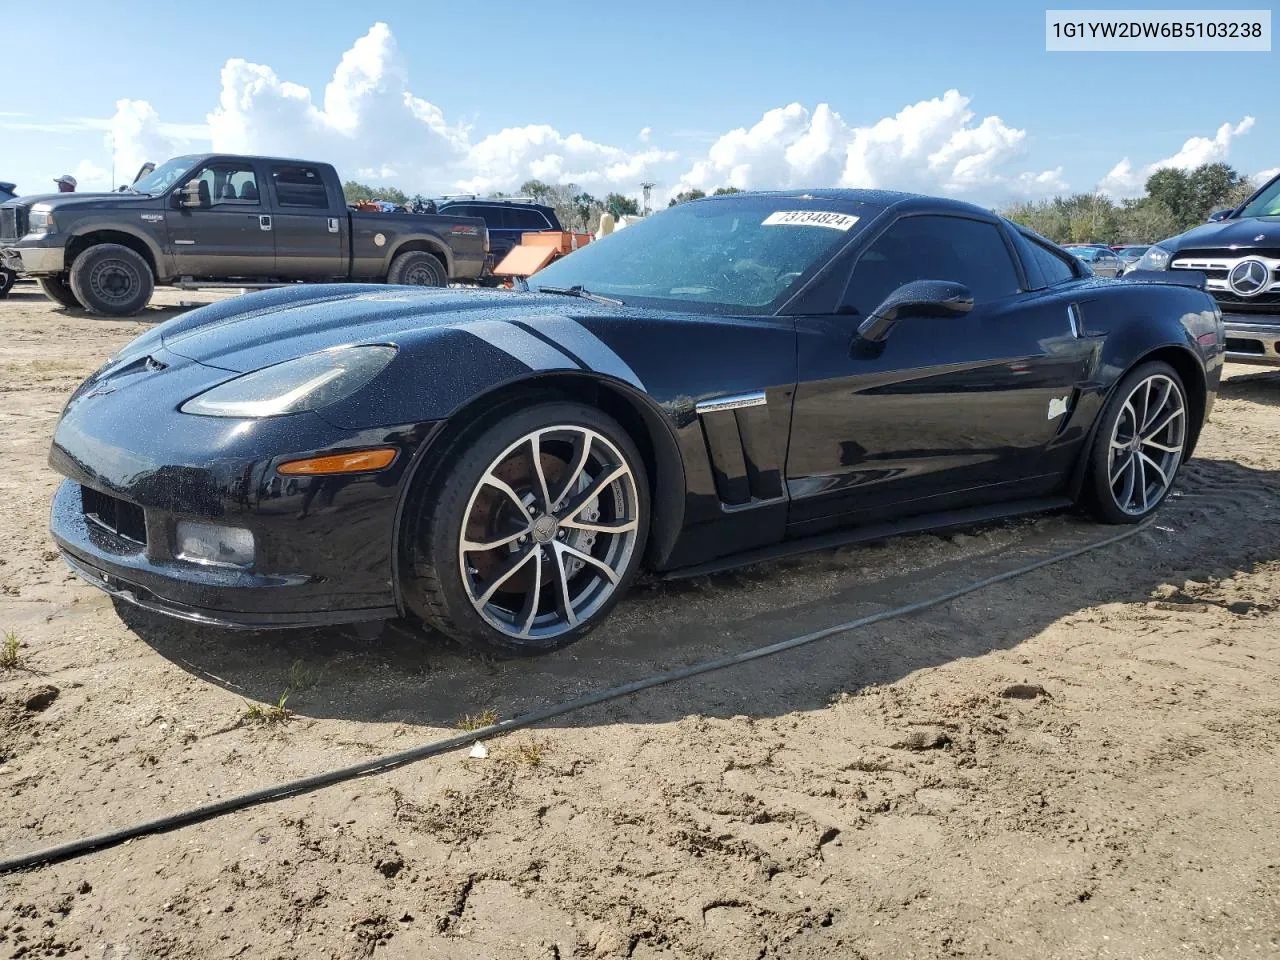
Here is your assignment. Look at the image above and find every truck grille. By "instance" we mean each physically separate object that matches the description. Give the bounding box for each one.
[81,486,147,546]
[0,206,18,243]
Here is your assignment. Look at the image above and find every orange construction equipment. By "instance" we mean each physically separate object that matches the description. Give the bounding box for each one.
[492,230,593,279]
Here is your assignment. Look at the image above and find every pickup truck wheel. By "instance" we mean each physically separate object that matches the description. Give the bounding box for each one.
[387,250,447,287]
[0,268,14,299]
[69,243,154,316]
[37,276,83,309]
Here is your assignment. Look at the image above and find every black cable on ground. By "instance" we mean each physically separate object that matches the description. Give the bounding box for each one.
[0,520,1152,874]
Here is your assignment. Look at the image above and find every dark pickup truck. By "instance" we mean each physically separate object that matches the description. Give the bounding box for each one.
[0,155,488,316]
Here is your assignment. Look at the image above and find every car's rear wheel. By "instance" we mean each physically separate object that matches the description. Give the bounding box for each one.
[0,267,15,299]
[1086,361,1188,524]
[405,401,649,656]
[69,243,154,316]
[387,250,447,287]
[38,276,83,309]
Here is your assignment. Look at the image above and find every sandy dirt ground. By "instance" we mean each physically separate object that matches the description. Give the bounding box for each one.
[1,284,1278,959]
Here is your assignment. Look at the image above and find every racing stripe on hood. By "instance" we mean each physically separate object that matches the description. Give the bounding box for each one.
[459,320,580,372]
[521,317,645,390]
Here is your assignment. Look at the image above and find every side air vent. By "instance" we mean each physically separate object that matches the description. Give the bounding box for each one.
[694,393,784,506]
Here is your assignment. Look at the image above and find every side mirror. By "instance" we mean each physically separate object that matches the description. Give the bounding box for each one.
[856,280,974,343]
[172,179,208,210]
[1206,208,1232,222]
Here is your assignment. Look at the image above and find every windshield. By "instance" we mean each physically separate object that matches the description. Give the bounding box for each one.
[1238,176,1280,218]
[530,196,879,313]
[129,156,199,196]
[1071,248,1099,260]
[1118,246,1148,257]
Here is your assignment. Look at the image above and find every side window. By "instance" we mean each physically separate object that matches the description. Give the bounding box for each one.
[196,162,259,205]
[443,204,475,219]
[271,165,330,209]
[1028,239,1078,285]
[510,208,550,230]
[842,215,1021,316]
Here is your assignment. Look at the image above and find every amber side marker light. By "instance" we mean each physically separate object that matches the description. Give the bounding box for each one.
[278,448,398,476]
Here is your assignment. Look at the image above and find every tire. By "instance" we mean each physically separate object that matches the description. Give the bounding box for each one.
[404,400,650,657]
[1084,360,1188,524]
[386,250,447,287]
[38,275,83,309]
[0,268,14,299]
[68,243,154,316]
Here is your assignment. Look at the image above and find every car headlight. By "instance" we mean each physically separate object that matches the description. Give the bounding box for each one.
[1134,245,1172,271]
[27,208,55,236]
[180,345,397,418]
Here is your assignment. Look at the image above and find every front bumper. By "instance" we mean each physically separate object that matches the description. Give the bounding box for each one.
[1222,313,1280,366]
[48,346,439,630]
[0,241,65,275]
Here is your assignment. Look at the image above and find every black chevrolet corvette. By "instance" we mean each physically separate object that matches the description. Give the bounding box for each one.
[49,190,1225,655]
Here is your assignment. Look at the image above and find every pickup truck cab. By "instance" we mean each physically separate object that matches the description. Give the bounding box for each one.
[0,155,487,316]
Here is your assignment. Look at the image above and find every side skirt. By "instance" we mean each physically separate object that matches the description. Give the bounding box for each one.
[660,496,1076,580]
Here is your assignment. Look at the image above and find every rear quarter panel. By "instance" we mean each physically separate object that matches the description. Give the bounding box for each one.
[348,213,487,280]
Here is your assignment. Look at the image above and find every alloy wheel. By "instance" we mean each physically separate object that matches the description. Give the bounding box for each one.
[457,425,640,641]
[1107,373,1185,516]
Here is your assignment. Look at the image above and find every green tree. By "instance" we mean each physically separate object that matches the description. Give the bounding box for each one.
[712,186,743,195]
[604,192,640,219]
[520,179,553,202]
[668,189,707,207]
[572,192,598,231]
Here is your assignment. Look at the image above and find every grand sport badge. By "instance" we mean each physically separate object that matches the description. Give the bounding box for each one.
[1228,258,1271,297]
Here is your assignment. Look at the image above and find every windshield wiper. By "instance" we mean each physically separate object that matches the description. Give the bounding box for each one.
[535,284,624,307]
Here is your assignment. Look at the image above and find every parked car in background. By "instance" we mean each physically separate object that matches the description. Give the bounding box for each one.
[1113,245,1151,274]
[0,155,488,316]
[1131,170,1280,366]
[1066,244,1125,278]
[435,197,563,272]
[0,181,15,299]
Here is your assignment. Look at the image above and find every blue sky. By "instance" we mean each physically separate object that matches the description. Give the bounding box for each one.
[1,0,1273,203]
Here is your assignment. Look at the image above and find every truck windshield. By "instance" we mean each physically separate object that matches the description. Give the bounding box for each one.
[530,197,878,314]
[129,157,198,196]
[1238,177,1280,219]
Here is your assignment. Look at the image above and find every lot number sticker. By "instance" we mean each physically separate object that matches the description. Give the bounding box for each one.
[762,210,859,230]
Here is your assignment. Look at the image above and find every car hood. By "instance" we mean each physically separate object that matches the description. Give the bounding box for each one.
[156,285,655,372]
[1166,215,1280,251]
[4,192,156,212]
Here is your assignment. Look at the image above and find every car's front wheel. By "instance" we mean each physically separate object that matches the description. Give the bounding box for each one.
[68,243,154,316]
[0,267,15,299]
[1086,360,1188,523]
[404,400,650,656]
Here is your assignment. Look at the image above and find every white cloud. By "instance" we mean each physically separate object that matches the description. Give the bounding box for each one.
[638,126,651,142]
[1252,167,1279,186]
[456,126,675,195]
[85,22,670,199]
[671,91,1064,202]
[72,160,112,192]
[1099,117,1255,197]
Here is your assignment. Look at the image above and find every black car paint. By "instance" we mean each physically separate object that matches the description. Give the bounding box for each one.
[47,191,1224,630]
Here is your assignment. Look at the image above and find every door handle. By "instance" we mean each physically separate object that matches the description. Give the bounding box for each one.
[259,215,272,232]
[327,218,340,233]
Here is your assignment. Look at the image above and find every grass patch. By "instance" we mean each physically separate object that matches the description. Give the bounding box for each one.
[456,707,499,732]
[288,659,324,693]
[0,631,22,671]
[242,690,293,726]
[514,738,547,767]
